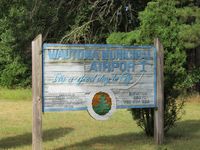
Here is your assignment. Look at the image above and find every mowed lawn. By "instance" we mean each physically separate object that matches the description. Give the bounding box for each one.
[0,89,200,150]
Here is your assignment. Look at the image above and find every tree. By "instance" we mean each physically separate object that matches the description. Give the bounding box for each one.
[93,95,111,115]
[60,0,150,44]
[0,0,73,87]
[0,0,150,87]
[0,0,31,87]
[107,0,197,136]
[176,0,200,92]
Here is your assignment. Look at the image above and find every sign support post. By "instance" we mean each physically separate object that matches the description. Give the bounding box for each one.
[32,34,42,150]
[154,38,164,144]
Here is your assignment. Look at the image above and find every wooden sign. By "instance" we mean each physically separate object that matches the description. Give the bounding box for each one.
[42,44,157,119]
[32,35,164,149]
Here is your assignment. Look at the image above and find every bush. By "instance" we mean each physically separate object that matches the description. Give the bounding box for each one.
[0,57,30,88]
[107,0,188,136]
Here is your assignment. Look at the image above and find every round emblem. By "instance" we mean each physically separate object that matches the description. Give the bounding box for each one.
[87,89,116,120]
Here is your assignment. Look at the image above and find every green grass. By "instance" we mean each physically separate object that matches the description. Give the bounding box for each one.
[0,90,200,150]
[0,88,31,101]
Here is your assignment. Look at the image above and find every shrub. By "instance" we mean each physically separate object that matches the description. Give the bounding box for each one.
[107,0,189,136]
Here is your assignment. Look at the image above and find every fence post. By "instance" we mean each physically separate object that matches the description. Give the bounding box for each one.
[154,38,164,144]
[32,34,42,150]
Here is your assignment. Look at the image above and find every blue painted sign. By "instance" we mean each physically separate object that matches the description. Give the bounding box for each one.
[42,44,156,116]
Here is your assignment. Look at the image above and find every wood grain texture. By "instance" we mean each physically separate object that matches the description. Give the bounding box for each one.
[32,34,42,150]
[154,38,164,144]
[43,44,156,111]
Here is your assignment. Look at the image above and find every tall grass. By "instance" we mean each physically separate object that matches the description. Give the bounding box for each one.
[184,93,200,103]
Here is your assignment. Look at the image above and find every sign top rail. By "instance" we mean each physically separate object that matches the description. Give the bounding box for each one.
[43,43,155,49]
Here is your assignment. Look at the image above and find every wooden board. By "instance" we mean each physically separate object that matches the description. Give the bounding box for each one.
[154,38,164,144]
[32,34,42,150]
[42,44,157,112]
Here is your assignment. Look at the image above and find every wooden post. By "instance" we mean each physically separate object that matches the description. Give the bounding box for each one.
[32,34,42,150]
[154,38,164,144]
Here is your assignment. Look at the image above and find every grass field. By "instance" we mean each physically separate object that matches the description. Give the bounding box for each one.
[0,89,200,150]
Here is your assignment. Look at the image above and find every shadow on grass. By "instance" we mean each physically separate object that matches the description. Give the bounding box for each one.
[56,132,152,150]
[165,120,200,150]
[166,120,200,138]
[1,120,199,149]
[0,127,73,149]
[56,120,200,150]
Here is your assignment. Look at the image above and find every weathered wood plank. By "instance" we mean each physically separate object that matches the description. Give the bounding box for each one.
[154,38,164,144]
[43,44,156,111]
[32,34,42,150]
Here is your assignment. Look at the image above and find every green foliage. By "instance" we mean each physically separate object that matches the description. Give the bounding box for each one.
[107,31,140,45]
[179,24,200,49]
[182,68,200,89]
[0,0,150,88]
[176,1,200,48]
[0,1,29,87]
[93,95,111,115]
[0,0,72,88]
[0,57,29,88]
[107,0,195,136]
[129,108,154,136]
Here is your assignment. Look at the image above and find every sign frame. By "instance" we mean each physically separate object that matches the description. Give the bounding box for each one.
[42,43,157,112]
